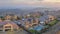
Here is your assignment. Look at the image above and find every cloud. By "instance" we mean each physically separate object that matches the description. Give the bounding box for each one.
[0,0,60,8]
[0,0,60,4]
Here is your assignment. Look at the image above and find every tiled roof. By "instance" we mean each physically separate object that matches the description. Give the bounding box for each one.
[39,15,49,22]
[0,20,19,28]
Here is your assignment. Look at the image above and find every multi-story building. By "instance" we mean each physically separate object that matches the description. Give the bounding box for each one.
[0,20,19,32]
[48,15,56,21]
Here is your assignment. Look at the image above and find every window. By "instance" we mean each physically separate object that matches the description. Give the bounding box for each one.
[5,26,11,28]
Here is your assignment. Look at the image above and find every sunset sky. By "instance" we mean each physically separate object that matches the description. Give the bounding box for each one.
[0,0,60,8]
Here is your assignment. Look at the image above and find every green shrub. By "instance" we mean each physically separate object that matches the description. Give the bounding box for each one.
[29,29,41,34]
[49,19,58,26]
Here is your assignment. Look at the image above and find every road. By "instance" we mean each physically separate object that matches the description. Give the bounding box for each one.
[0,30,28,34]
[42,21,60,34]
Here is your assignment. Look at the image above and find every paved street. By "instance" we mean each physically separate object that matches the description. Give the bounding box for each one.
[0,30,28,34]
[43,21,60,34]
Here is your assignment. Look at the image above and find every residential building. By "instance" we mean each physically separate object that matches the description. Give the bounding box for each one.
[0,18,2,22]
[39,15,48,25]
[39,15,56,25]
[5,15,11,20]
[48,15,56,21]
[5,14,18,20]
[0,20,19,32]
[32,18,39,25]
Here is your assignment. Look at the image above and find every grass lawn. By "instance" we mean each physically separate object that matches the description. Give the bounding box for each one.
[48,19,58,26]
[29,29,41,34]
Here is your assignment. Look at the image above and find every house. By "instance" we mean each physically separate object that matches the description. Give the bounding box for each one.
[39,15,56,25]
[32,18,39,25]
[24,17,39,27]
[25,21,30,29]
[5,14,18,20]
[39,15,49,25]
[13,15,18,20]
[5,15,12,20]
[24,19,33,29]
[14,20,21,25]
[18,17,39,29]
[0,20,19,32]
[31,12,41,17]
[48,15,56,21]
[0,18,2,22]
[21,18,33,29]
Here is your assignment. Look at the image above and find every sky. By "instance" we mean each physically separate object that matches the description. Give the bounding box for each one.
[0,0,60,8]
